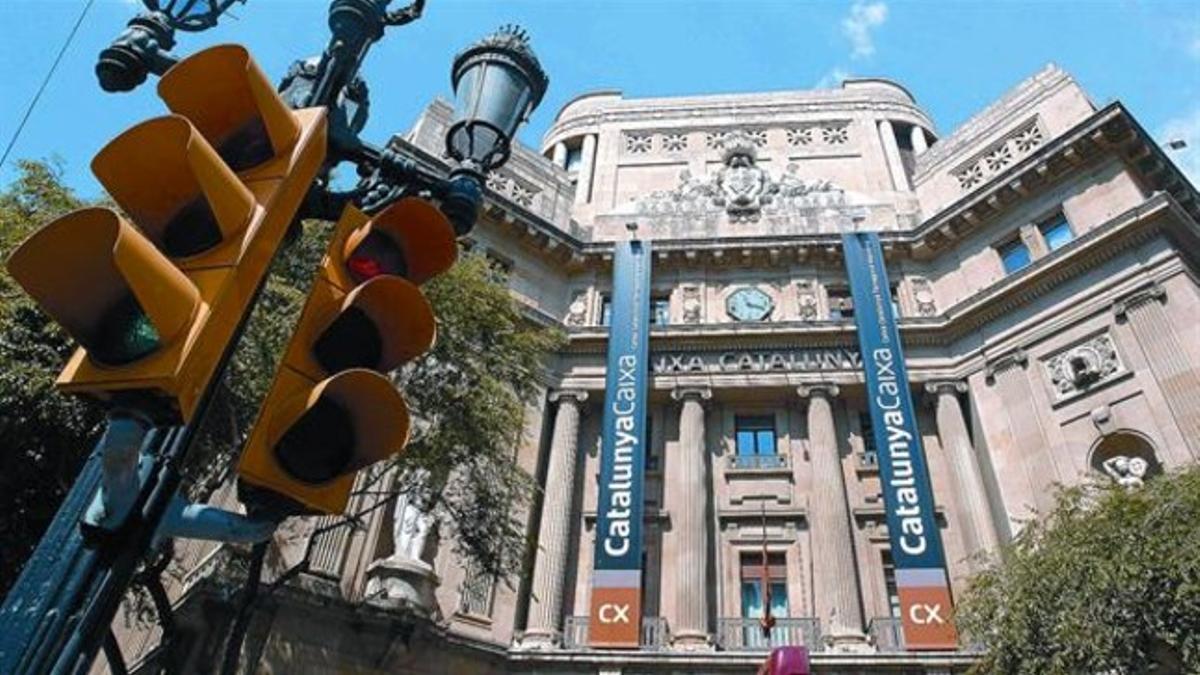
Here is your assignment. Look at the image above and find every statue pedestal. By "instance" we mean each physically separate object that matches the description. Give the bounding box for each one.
[365,557,439,615]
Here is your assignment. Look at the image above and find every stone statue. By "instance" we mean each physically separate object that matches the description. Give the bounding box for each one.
[391,470,432,562]
[1102,455,1148,490]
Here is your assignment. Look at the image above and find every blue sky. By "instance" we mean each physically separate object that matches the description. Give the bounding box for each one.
[1,0,1198,197]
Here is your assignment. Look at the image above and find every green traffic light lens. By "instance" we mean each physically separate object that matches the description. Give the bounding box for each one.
[274,397,356,485]
[90,293,161,366]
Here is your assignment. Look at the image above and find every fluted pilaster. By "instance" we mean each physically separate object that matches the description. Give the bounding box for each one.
[925,381,999,563]
[667,386,712,648]
[524,390,588,646]
[797,385,865,646]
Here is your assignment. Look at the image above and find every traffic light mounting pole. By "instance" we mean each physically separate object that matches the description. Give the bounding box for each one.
[0,1,547,673]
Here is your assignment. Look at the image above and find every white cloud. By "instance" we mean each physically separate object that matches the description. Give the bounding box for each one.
[816,67,851,89]
[1159,106,1200,187]
[842,1,888,60]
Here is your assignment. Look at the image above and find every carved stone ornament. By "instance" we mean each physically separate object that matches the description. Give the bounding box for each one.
[681,284,703,324]
[637,130,847,224]
[910,277,937,317]
[796,280,819,320]
[565,292,588,326]
[1044,333,1122,399]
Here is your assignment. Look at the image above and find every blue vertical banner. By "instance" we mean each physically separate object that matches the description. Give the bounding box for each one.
[842,232,958,650]
[589,239,652,648]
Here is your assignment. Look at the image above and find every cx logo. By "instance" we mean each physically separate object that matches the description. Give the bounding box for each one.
[908,602,946,625]
[598,603,631,624]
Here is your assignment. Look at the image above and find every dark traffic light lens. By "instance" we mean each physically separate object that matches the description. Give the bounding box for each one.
[274,398,356,484]
[313,306,383,374]
[163,196,222,258]
[346,230,407,283]
[90,293,160,365]
[217,116,273,172]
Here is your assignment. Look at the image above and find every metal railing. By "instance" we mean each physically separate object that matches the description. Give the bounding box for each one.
[727,453,790,471]
[561,616,669,651]
[868,617,905,652]
[716,617,821,651]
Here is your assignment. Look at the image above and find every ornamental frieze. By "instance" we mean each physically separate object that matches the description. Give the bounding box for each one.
[1042,332,1124,400]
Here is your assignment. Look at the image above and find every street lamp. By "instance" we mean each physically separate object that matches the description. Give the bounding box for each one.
[447,24,548,175]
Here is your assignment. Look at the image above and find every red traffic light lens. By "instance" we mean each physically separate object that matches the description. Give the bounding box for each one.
[346,230,407,284]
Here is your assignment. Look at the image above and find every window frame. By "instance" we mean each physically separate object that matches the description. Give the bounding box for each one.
[997,236,1032,274]
[1037,210,1074,252]
[734,414,778,457]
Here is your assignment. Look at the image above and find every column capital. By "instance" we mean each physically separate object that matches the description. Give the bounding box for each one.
[549,389,589,405]
[924,380,967,397]
[671,386,712,403]
[796,383,840,400]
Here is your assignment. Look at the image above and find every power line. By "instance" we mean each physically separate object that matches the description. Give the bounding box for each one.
[0,0,96,172]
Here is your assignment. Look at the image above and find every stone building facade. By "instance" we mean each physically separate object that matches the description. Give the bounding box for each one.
[115,65,1200,674]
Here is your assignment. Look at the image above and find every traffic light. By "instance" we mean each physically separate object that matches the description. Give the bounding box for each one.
[6,44,326,423]
[237,198,457,514]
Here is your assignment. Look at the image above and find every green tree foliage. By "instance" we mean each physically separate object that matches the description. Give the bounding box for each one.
[0,159,561,594]
[0,160,104,594]
[957,466,1200,674]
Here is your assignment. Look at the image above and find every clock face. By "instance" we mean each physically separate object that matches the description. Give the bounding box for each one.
[726,287,774,322]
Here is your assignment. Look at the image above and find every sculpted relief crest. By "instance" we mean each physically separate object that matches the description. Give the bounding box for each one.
[637,129,847,224]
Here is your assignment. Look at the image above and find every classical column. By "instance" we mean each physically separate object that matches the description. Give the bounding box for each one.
[1115,287,1200,457]
[910,125,929,155]
[667,386,713,648]
[925,381,1000,563]
[524,390,588,647]
[877,119,911,191]
[573,133,597,205]
[797,385,866,647]
[551,141,568,169]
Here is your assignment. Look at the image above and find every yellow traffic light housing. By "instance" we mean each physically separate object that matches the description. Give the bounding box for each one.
[5,44,327,422]
[237,199,458,514]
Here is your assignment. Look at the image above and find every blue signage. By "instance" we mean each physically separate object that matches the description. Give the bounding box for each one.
[842,232,958,649]
[589,239,652,647]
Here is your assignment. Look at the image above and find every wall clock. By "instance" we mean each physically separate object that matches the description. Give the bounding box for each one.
[726,287,773,322]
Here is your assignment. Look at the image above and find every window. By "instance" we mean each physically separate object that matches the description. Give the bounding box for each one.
[740,552,790,647]
[734,415,781,469]
[859,412,878,467]
[565,145,583,179]
[651,296,670,326]
[1038,212,1073,252]
[458,562,495,618]
[735,416,776,456]
[828,287,854,320]
[881,550,901,618]
[599,295,612,326]
[998,238,1031,274]
[889,282,901,318]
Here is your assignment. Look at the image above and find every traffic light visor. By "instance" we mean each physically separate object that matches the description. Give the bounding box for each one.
[158,44,300,172]
[340,198,457,286]
[6,208,200,365]
[92,116,255,259]
[268,369,411,485]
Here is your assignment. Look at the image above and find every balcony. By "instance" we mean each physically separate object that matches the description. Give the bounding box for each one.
[561,616,669,651]
[727,453,790,471]
[716,618,822,652]
[868,617,905,652]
